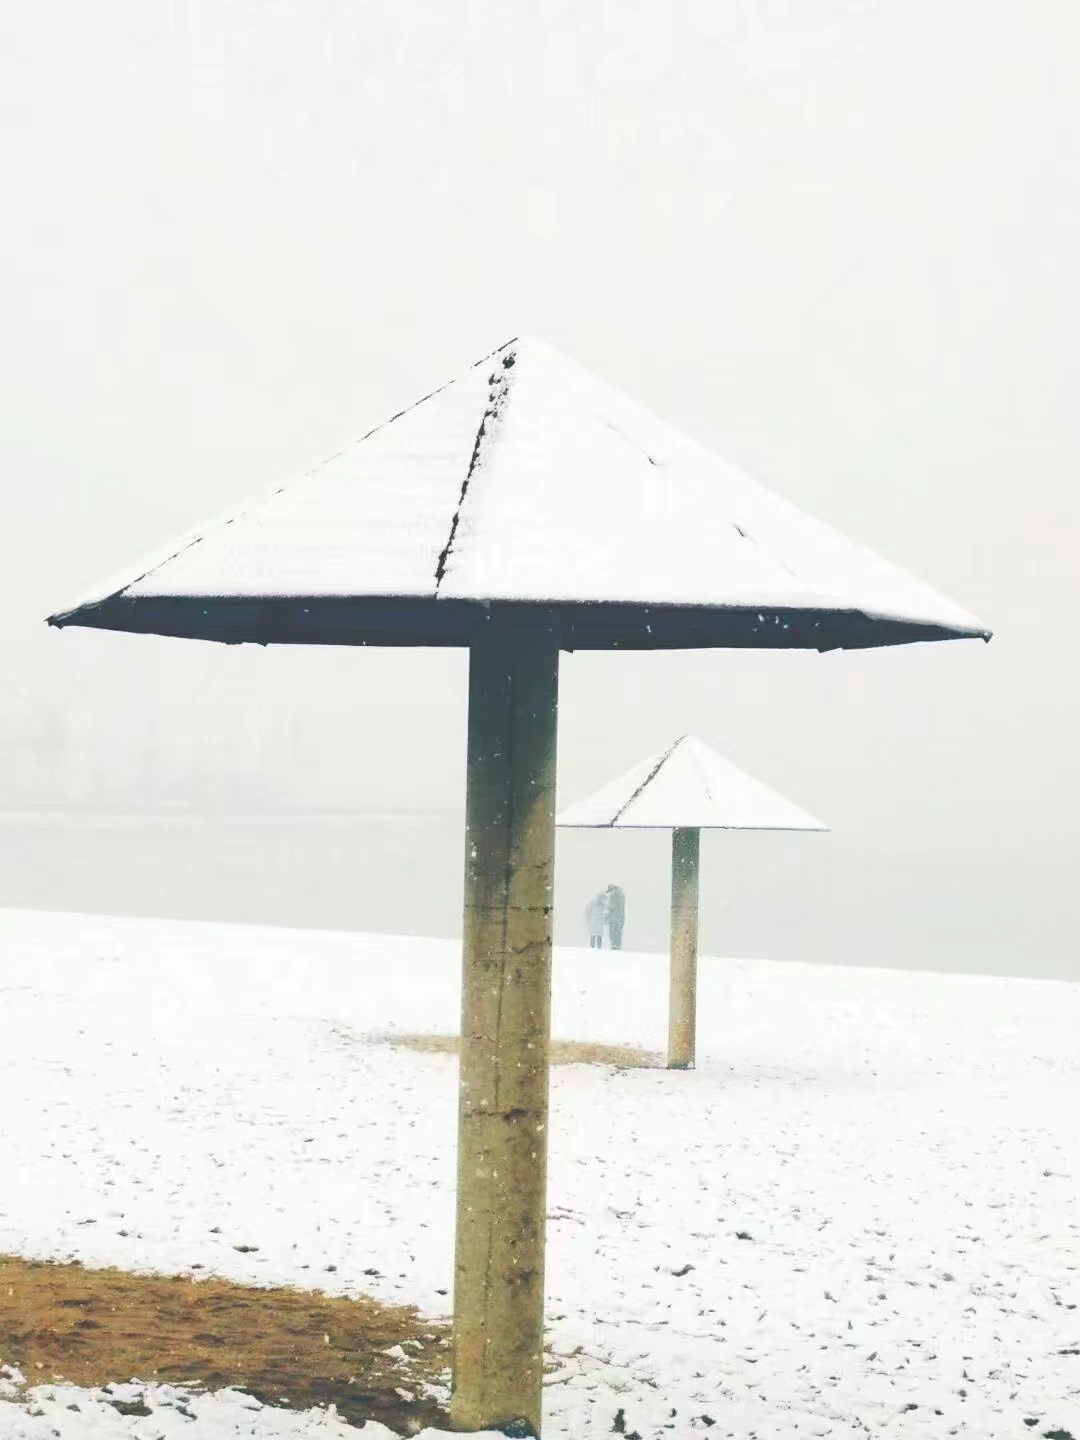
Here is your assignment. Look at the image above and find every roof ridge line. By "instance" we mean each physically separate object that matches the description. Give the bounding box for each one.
[434,345,519,591]
[357,335,517,451]
[609,734,685,825]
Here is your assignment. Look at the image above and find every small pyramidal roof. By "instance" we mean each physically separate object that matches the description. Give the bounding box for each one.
[48,336,990,652]
[557,735,828,832]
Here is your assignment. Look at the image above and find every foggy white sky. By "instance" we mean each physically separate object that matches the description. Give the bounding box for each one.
[1,1,1077,976]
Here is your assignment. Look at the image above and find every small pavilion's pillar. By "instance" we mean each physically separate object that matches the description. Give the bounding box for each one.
[451,606,560,1437]
[667,825,701,1070]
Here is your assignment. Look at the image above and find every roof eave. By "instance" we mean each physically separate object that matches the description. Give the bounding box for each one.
[46,593,992,653]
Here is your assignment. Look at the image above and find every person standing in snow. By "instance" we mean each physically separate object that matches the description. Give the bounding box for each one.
[605,884,626,950]
[585,890,607,949]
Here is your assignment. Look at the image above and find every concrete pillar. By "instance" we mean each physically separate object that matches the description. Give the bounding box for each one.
[451,606,560,1437]
[668,825,700,1070]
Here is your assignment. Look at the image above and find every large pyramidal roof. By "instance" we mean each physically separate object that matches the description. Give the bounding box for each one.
[557,735,828,831]
[49,337,990,651]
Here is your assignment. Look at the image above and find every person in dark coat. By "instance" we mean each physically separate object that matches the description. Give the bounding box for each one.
[585,891,607,949]
[605,884,626,950]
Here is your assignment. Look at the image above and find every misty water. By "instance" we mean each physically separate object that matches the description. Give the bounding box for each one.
[0,810,1063,980]
[0,812,466,941]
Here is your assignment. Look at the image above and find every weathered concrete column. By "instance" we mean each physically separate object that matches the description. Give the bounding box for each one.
[667,825,700,1070]
[451,606,560,1437]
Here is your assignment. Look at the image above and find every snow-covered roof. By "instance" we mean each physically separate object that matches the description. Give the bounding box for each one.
[557,735,828,831]
[48,336,991,651]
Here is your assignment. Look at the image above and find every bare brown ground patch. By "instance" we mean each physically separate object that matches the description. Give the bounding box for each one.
[0,1255,449,1433]
[369,1032,661,1068]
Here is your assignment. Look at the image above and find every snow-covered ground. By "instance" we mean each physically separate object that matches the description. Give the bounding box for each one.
[0,908,1077,1438]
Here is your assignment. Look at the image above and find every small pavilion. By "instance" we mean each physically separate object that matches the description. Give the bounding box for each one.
[559,733,827,1069]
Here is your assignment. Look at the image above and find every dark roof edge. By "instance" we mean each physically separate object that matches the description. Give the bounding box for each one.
[46,594,992,652]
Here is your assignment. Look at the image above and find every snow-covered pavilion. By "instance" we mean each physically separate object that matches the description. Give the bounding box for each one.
[559,733,827,1068]
[49,335,989,1437]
